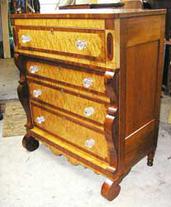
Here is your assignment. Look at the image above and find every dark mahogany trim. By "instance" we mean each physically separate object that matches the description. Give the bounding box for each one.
[107,32,114,61]
[14,54,33,130]
[28,76,110,104]
[26,56,109,74]
[27,73,106,97]
[17,25,105,33]
[12,27,17,46]
[19,47,97,62]
[31,101,104,134]
[31,98,104,127]
[34,125,107,162]
[30,129,115,179]
[105,19,115,30]
[14,52,114,72]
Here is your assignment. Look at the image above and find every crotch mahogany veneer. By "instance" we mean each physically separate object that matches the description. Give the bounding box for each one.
[12,9,165,201]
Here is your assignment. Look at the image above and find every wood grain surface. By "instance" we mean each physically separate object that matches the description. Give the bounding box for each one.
[17,27,105,61]
[28,80,109,124]
[31,103,109,161]
[14,19,105,29]
[26,61,106,94]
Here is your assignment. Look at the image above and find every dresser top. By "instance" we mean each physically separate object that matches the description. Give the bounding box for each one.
[11,8,166,19]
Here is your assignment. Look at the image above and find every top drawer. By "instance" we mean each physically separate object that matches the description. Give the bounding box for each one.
[16,27,105,61]
[13,18,117,69]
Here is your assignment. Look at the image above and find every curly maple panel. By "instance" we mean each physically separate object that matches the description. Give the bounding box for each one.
[18,29,105,60]
[26,61,106,94]
[31,104,109,161]
[29,81,108,124]
[14,19,105,29]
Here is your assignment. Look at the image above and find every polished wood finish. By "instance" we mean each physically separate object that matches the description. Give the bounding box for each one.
[26,61,107,94]
[12,9,165,201]
[17,27,105,61]
[29,80,109,124]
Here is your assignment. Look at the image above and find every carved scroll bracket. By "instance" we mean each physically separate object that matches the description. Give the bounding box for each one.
[14,53,33,130]
[104,69,120,169]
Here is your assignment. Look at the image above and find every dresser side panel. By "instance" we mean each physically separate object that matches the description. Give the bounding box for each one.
[121,14,165,169]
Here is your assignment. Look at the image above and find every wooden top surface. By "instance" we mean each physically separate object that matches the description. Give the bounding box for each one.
[11,8,166,19]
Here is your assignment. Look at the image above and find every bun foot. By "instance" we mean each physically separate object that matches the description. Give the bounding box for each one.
[147,159,153,166]
[22,136,39,152]
[101,179,121,201]
[147,151,155,167]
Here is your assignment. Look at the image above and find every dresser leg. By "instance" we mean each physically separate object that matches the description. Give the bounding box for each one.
[147,150,155,167]
[101,179,121,201]
[22,135,39,152]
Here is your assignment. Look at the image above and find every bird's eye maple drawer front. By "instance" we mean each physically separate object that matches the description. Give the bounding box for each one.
[16,27,105,61]
[31,104,109,161]
[28,81,109,124]
[26,61,106,94]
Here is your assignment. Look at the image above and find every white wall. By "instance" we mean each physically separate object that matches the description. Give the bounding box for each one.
[39,0,123,13]
[39,0,91,12]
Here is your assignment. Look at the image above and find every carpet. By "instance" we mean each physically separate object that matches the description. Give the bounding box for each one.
[2,100,26,137]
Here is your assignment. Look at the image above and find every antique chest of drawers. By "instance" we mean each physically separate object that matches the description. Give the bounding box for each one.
[12,9,165,201]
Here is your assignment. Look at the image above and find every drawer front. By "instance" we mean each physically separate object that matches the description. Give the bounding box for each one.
[29,81,108,124]
[17,27,105,61]
[27,61,106,94]
[31,104,109,160]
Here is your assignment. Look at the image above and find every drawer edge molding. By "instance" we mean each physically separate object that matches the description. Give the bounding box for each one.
[14,49,118,71]
[31,100,104,134]
[30,127,116,179]
[27,76,110,104]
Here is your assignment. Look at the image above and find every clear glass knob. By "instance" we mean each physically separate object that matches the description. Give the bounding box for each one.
[21,35,31,43]
[33,89,42,98]
[84,107,95,117]
[75,40,87,50]
[36,116,45,124]
[83,78,93,88]
[29,65,39,74]
[85,138,95,148]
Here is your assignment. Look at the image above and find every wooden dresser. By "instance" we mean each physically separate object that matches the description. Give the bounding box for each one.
[12,9,165,201]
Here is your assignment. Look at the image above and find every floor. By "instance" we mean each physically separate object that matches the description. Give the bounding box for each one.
[0,58,18,101]
[0,59,171,206]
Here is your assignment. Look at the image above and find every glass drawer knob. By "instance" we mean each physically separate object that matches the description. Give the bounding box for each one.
[83,78,93,88]
[21,35,31,43]
[85,138,95,148]
[33,89,42,98]
[29,65,39,74]
[75,40,87,50]
[36,116,45,124]
[84,107,95,117]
